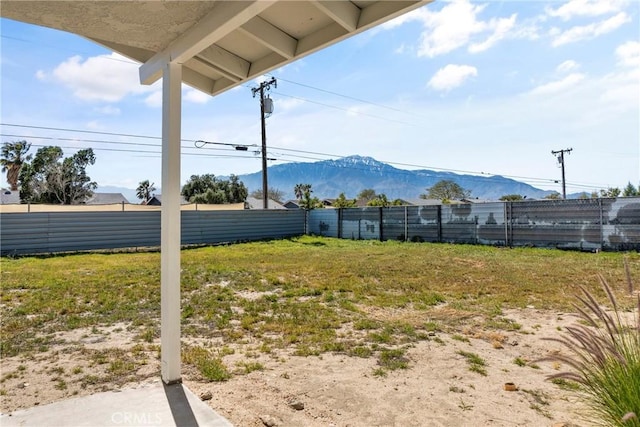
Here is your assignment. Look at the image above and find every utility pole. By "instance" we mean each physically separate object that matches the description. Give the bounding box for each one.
[252,77,277,209]
[551,148,572,199]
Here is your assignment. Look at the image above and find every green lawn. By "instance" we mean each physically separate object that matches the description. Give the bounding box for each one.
[1,236,638,376]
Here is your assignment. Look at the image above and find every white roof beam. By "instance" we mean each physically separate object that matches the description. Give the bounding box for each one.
[238,16,297,59]
[197,45,250,81]
[182,67,216,95]
[311,1,361,32]
[139,0,275,85]
[248,52,286,78]
[296,22,349,57]
[212,77,238,95]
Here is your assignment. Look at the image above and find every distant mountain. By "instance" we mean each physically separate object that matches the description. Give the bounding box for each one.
[236,155,553,201]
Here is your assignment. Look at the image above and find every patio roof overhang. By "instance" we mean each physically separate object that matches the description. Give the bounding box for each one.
[1,0,432,384]
[1,0,430,96]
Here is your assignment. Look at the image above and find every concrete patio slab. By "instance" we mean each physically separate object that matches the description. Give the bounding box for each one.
[0,381,232,427]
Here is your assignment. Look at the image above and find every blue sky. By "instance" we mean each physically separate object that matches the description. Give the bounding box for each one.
[1,0,639,197]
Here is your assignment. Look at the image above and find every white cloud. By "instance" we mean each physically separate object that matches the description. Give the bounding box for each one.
[557,60,580,73]
[276,97,305,112]
[428,64,478,91]
[51,53,155,102]
[383,0,522,58]
[546,0,628,21]
[380,7,427,30]
[86,120,104,130]
[184,88,210,104]
[600,69,640,105]
[616,41,640,67]
[94,105,121,116]
[35,70,46,81]
[144,91,162,108]
[468,14,517,53]
[416,1,490,57]
[551,12,631,47]
[528,73,585,96]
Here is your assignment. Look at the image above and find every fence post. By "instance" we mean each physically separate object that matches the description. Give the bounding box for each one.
[504,202,508,247]
[437,205,442,243]
[338,208,342,239]
[508,202,513,248]
[305,209,308,235]
[122,201,125,212]
[598,198,604,251]
[404,206,408,242]
[379,207,383,242]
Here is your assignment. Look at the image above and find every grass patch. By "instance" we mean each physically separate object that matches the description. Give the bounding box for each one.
[183,346,230,382]
[1,236,637,392]
[513,357,527,367]
[378,348,409,371]
[236,361,265,375]
[457,350,487,376]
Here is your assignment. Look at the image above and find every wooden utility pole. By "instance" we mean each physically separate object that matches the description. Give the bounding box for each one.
[551,148,572,199]
[252,77,277,209]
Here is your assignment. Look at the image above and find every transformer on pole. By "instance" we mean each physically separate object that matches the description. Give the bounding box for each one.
[252,77,277,209]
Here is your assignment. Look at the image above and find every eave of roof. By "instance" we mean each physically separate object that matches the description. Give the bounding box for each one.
[1,1,431,97]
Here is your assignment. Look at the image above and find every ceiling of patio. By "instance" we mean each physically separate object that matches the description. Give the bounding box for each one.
[1,0,431,96]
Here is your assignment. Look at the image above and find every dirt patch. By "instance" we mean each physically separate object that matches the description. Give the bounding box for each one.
[0,308,594,426]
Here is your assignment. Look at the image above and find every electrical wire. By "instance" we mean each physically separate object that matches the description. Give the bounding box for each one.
[0,123,614,191]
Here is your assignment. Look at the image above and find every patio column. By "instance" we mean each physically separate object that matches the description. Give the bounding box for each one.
[161,61,182,384]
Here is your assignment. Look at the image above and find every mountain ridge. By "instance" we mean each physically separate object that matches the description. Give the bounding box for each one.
[236,155,554,200]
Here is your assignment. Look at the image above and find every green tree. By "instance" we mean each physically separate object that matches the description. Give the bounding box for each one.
[500,194,524,201]
[367,194,390,207]
[181,174,247,204]
[545,192,562,200]
[294,183,311,200]
[1,140,32,191]
[19,146,97,204]
[228,175,248,203]
[600,187,621,198]
[299,184,322,210]
[622,182,640,197]
[333,192,357,208]
[357,188,376,202]
[421,180,470,202]
[250,187,284,203]
[136,180,156,203]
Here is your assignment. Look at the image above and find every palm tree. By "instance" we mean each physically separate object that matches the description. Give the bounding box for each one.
[136,180,156,204]
[1,141,32,191]
[294,183,310,200]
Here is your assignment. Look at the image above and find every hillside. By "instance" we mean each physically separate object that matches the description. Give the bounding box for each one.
[237,155,552,200]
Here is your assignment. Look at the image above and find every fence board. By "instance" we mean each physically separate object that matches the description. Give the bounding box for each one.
[1,210,304,256]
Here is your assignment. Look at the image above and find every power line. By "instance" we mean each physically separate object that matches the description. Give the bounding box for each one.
[270,75,425,119]
[272,91,417,126]
[1,123,609,190]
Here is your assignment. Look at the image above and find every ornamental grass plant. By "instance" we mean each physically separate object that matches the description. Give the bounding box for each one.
[544,260,640,427]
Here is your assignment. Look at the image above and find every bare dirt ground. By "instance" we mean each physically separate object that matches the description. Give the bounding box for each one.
[0,308,595,426]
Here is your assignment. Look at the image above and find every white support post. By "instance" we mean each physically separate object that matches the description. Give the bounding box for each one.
[161,61,182,384]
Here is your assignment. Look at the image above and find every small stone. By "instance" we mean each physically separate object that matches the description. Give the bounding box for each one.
[259,414,278,427]
[200,391,212,401]
[288,399,305,411]
[510,340,519,346]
